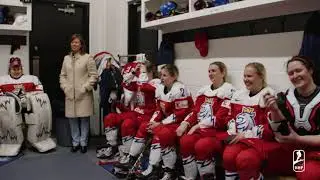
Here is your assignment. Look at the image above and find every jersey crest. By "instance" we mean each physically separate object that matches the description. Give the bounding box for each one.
[136,91,145,106]
[198,97,215,127]
[236,107,256,132]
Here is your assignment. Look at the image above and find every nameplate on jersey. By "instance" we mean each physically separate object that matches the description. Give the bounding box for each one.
[175,100,188,109]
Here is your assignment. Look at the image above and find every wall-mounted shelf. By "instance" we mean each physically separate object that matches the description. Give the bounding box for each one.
[0,0,32,33]
[141,0,320,33]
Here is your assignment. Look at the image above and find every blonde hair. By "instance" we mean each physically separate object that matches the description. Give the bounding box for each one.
[245,62,267,87]
[161,64,179,78]
[210,61,227,82]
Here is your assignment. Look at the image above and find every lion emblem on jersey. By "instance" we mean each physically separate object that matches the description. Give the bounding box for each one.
[235,107,256,132]
[198,102,214,126]
[136,92,145,106]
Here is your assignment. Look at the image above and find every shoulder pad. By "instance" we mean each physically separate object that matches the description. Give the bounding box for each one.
[171,81,191,98]
[149,78,161,87]
[196,85,211,97]
[216,82,236,99]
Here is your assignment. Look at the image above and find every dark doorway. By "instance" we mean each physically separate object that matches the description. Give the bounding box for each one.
[128,2,158,63]
[30,0,89,134]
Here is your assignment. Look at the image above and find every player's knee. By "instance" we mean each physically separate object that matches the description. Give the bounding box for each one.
[235,149,261,171]
[135,122,148,138]
[156,127,176,147]
[296,161,320,180]
[180,135,196,158]
[121,118,136,137]
[104,113,117,127]
[223,146,239,171]
[195,137,214,160]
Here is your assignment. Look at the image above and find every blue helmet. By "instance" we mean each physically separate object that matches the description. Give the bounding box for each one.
[160,1,177,17]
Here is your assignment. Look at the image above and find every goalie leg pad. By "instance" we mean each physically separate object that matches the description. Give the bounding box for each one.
[24,92,56,152]
[0,95,24,156]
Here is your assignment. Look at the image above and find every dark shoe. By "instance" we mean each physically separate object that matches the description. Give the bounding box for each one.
[201,173,215,180]
[159,167,176,180]
[81,146,87,153]
[71,146,80,153]
[114,155,137,171]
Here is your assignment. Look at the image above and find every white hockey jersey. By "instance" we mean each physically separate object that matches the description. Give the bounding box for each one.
[150,81,194,124]
[0,75,43,94]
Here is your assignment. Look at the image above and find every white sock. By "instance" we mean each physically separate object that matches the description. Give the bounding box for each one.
[182,155,198,179]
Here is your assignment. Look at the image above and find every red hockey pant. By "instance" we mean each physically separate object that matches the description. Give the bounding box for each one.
[223,142,320,180]
[180,128,222,160]
[104,111,151,137]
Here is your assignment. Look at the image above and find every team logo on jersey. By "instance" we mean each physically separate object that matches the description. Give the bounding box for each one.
[293,150,305,172]
[13,84,25,94]
[136,92,145,106]
[175,100,188,109]
[198,102,214,126]
[235,107,256,132]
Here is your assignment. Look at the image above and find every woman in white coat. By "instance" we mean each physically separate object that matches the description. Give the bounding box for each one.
[59,34,98,153]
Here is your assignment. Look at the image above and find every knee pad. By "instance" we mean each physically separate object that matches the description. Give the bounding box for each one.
[180,135,197,158]
[0,95,24,156]
[195,137,215,160]
[24,92,56,152]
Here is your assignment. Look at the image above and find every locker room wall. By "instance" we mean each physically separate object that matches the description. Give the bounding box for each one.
[175,31,303,97]
[0,0,129,135]
[0,0,129,75]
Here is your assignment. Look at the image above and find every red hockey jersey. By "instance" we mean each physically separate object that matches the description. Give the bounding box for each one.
[150,81,194,124]
[222,87,275,140]
[134,78,161,116]
[184,82,235,129]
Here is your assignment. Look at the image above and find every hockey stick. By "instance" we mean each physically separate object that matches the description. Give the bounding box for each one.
[126,136,153,179]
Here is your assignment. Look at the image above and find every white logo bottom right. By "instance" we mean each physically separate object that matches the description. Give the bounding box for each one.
[293,150,305,172]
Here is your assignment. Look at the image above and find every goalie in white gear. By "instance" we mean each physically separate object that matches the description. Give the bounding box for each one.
[0,56,56,156]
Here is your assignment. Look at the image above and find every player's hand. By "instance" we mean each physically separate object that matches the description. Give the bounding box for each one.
[187,124,200,135]
[148,121,160,130]
[264,93,279,112]
[274,125,299,144]
[176,122,188,136]
[229,132,245,144]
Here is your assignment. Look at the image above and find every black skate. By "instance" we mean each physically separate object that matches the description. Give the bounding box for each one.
[201,173,215,180]
[113,155,137,171]
[160,167,177,180]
